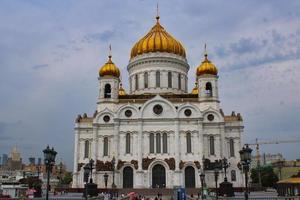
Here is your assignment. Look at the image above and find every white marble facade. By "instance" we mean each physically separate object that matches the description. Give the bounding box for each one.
[72,18,245,189]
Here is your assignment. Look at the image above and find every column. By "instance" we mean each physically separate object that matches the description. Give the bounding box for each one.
[138,121,143,169]
[72,130,79,187]
[173,120,181,187]
[135,120,144,188]
[114,121,120,160]
[174,120,180,169]
[198,121,204,158]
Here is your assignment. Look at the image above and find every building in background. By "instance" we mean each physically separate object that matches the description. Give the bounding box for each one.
[2,154,8,166]
[251,153,284,168]
[273,159,300,180]
[28,157,35,165]
[72,14,245,189]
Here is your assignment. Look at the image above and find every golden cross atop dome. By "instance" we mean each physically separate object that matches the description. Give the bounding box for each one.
[204,43,208,58]
[109,44,112,58]
[156,3,160,21]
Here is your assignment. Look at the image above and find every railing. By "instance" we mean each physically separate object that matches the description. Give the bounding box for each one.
[210,197,300,200]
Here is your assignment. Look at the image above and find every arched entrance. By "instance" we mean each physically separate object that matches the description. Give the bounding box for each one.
[185,166,195,188]
[123,166,133,188]
[152,164,166,188]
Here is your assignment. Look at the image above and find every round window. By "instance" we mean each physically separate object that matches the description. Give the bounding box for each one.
[153,104,163,115]
[125,110,132,117]
[103,115,110,122]
[184,109,192,117]
[207,114,214,121]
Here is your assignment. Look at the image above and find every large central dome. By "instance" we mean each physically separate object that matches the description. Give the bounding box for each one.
[130,16,186,59]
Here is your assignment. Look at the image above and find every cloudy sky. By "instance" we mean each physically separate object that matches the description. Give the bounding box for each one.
[0,0,299,169]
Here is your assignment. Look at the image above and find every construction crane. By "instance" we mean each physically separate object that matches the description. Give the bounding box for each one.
[246,138,300,185]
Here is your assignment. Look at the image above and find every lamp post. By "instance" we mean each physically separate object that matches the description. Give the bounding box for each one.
[83,164,90,200]
[214,168,219,199]
[111,156,116,188]
[221,157,230,182]
[104,173,109,188]
[88,159,94,183]
[43,145,57,200]
[199,172,205,199]
[239,144,252,200]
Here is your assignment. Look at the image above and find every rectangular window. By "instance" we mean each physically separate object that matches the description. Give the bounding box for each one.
[135,74,139,90]
[126,133,131,154]
[144,72,148,88]
[150,133,154,153]
[168,72,172,88]
[156,71,160,87]
[103,137,108,156]
[163,133,168,153]
[230,139,235,157]
[84,140,90,158]
[178,74,181,90]
[156,133,161,153]
[210,136,215,155]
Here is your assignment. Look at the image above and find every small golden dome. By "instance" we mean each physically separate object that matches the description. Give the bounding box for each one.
[191,82,199,94]
[99,55,120,78]
[196,53,218,76]
[118,83,126,96]
[130,16,186,59]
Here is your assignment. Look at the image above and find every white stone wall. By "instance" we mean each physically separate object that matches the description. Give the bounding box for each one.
[73,95,244,188]
[127,53,189,94]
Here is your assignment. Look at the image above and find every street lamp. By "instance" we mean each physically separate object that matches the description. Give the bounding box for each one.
[88,159,94,183]
[83,159,95,199]
[111,156,116,188]
[239,144,252,200]
[221,157,230,182]
[104,173,109,188]
[43,145,57,200]
[214,168,219,199]
[199,172,205,199]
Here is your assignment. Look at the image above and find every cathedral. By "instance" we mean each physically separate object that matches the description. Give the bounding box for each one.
[72,14,245,189]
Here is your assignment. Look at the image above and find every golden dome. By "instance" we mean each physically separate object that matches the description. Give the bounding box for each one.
[130,16,186,59]
[118,83,126,96]
[191,82,199,94]
[196,53,218,76]
[99,55,120,78]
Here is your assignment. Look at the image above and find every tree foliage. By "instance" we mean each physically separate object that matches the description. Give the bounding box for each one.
[61,172,72,185]
[291,170,300,178]
[250,166,278,187]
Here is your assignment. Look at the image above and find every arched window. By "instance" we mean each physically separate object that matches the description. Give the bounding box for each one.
[156,133,161,153]
[103,137,108,156]
[178,74,181,90]
[162,133,168,153]
[104,84,111,98]
[229,139,235,157]
[209,136,215,155]
[144,72,148,88]
[156,71,160,87]
[126,133,131,154]
[205,82,212,97]
[149,133,154,153]
[135,74,139,90]
[231,170,236,181]
[186,133,192,153]
[84,140,90,158]
[168,72,172,88]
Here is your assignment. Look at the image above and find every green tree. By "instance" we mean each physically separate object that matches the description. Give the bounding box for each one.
[61,172,72,185]
[291,170,300,178]
[250,166,278,187]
